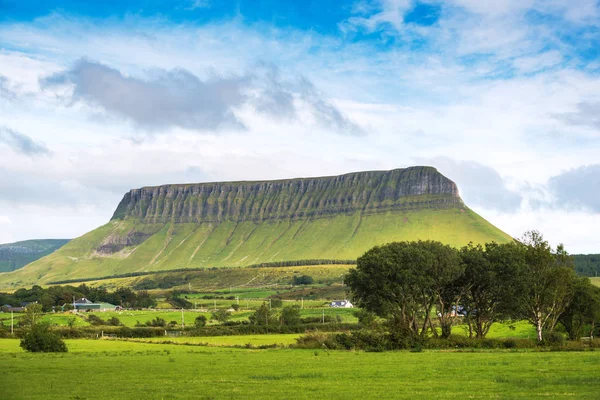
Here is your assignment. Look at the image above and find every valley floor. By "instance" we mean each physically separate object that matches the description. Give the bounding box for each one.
[1,339,599,399]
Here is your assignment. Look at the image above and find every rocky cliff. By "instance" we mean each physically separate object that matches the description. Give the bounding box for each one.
[112,166,462,223]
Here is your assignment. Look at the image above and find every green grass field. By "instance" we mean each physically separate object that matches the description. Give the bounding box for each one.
[124,333,302,347]
[0,339,599,399]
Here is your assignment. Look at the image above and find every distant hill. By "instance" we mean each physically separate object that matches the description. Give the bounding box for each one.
[573,254,600,277]
[0,166,512,288]
[0,239,70,272]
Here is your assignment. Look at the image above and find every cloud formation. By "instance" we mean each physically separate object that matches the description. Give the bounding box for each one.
[0,127,50,156]
[548,164,600,213]
[417,157,523,212]
[41,59,363,136]
[555,102,600,131]
[0,75,15,100]
[42,59,249,131]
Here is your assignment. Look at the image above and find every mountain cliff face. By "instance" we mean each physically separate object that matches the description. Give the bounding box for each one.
[0,166,511,288]
[112,167,461,223]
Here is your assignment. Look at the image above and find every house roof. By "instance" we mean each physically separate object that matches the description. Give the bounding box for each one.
[74,298,93,304]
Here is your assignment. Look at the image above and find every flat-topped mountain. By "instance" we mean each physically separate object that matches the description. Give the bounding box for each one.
[0,167,512,288]
[112,167,460,223]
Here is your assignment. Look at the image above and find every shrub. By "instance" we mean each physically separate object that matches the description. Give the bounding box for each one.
[20,323,68,353]
[543,332,565,347]
[87,314,106,326]
[231,304,240,311]
[292,275,314,285]
[146,317,167,327]
[107,317,122,326]
[354,309,378,329]
[271,298,283,308]
[211,309,231,323]
[194,315,207,328]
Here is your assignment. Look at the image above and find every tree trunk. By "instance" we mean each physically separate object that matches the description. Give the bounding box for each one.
[536,318,543,342]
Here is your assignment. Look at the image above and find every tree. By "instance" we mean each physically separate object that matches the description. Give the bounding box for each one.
[459,242,526,338]
[558,277,600,340]
[279,306,301,326]
[249,303,277,326]
[21,303,43,327]
[346,241,462,340]
[211,309,231,324]
[194,315,207,328]
[517,231,577,343]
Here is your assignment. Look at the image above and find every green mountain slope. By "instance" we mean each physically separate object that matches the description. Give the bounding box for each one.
[0,167,512,288]
[0,239,70,273]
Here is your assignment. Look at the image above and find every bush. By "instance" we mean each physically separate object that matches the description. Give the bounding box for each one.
[20,323,68,353]
[87,314,106,326]
[543,332,565,347]
[146,317,167,327]
[292,275,314,285]
[107,317,122,326]
[354,309,378,329]
[231,304,240,311]
[271,298,283,308]
[194,315,207,328]
[211,309,231,324]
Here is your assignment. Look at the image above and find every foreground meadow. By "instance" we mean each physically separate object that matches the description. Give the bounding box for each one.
[1,339,599,399]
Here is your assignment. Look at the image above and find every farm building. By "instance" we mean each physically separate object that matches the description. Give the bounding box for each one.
[329,300,353,308]
[73,298,118,312]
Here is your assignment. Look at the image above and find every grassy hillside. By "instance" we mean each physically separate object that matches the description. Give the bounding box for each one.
[0,207,510,288]
[0,239,70,273]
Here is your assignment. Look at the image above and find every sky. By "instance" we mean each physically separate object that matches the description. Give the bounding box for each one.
[0,0,599,253]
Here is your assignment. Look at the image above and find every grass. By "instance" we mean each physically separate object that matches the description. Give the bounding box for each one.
[125,333,302,347]
[591,277,600,287]
[0,339,599,399]
[0,306,359,328]
[0,206,511,289]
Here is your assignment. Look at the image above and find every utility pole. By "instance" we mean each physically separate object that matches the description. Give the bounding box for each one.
[322,309,325,324]
[269,298,272,310]
[213,299,216,311]
[11,310,13,335]
[181,308,185,329]
[236,296,239,305]
[301,298,304,309]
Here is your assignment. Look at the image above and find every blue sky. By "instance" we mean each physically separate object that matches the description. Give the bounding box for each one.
[0,0,600,252]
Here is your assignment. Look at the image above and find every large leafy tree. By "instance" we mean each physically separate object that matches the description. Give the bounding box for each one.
[517,231,577,343]
[346,240,462,339]
[459,242,525,338]
[558,277,600,340]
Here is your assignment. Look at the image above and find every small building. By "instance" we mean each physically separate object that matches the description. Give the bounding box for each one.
[329,300,353,308]
[1,304,25,312]
[73,298,117,312]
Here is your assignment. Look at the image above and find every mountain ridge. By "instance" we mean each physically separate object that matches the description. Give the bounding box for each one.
[0,166,512,288]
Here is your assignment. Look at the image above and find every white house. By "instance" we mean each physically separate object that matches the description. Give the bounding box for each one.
[329,300,353,308]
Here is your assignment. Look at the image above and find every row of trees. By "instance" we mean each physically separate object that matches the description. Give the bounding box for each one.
[0,284,156,311]
[346,231,600,343]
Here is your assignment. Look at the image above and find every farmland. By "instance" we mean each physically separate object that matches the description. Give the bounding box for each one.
[1,338,599,399]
